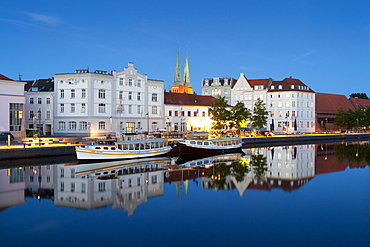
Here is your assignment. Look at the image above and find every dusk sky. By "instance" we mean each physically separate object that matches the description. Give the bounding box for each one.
[1,0,369,96]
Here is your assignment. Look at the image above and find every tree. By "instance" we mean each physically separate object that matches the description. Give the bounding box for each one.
[250,152,268,182]
[251,98,268,129]
[209,96,230,130]
[334,108,354,129]
[229,101,251,129]
[349,93,369,100]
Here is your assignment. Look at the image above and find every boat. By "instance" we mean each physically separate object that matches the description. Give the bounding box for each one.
[74,156,173,179]
[75,134,172,160]
[177,137,244,160]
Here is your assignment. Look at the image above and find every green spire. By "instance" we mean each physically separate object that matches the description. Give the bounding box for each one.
[183,51,191,87]
[173,51,182,85]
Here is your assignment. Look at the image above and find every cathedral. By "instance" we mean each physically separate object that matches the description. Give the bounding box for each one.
[170,51,193,94]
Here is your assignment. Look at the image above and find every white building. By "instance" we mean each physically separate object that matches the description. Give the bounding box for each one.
[24,78,54,136]
[53,63,165,136]
[231,73,316,133]
[164,92,218,132]
[202,77,236,104]
[0,74,26,138]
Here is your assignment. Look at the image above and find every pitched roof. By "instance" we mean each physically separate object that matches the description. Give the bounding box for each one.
[27,78,54,92]
[316,93,355,114]
[164,92,220,107]
[268,77,315,93]
[248,78,271,88]
[0,74,14,81]
[349,97,370,110]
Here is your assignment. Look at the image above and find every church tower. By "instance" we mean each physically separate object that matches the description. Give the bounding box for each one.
[171,50,193,94]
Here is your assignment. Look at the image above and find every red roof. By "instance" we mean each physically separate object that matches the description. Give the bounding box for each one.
[316,93,355,114]
[248,79,271,88]
[349,97,370,110]
[165,92,223,107]
[0,74,14,81]
[268,77,315,93]
[315,154,348,175]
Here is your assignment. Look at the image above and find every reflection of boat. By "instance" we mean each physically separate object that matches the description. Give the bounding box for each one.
[75,156,173,179]
[178,153,245,168]
[75,135,172,160]
[177,138,244,160]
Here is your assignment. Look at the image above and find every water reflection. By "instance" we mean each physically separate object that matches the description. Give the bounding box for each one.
[1,142,369,217]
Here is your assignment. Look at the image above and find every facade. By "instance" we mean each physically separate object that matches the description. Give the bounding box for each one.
[202,77,237,104]
[229,74,316,133]
[25,78,54,136]
[53,63,165,136]
[164,92,219,132]
[0,74,26,138]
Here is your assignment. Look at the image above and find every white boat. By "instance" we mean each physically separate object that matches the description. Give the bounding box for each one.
[75,135,172,160]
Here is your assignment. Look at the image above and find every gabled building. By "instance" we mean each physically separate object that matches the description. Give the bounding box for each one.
[54,63,165,137]
[25,78,54,136]
[0,74,26,138]
[170,52,193,94]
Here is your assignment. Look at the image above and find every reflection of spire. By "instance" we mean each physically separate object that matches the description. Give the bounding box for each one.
[173,51,182,85]
[184,179,188,197]
[183,51,191,87]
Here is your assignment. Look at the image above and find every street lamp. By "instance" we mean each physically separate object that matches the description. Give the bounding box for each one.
[37,109,41,135]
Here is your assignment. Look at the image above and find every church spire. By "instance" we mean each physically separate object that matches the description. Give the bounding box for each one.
[173,51,182,85]
[183,51,191,87]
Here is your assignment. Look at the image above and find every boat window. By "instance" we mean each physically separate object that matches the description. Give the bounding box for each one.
[95,147,101,150]
[190,141,196,144]
[103,147,109,150]
[197,141,202,145]
[197,161,203,165]
[204,160,209,164]
[190,162,196,166]
[111,147,116,150]
[204,141,209,145]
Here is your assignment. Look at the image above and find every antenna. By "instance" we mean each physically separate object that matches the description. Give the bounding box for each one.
[18,74,22,81]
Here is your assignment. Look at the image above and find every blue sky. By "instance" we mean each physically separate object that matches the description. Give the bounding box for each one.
[1,0,369,96]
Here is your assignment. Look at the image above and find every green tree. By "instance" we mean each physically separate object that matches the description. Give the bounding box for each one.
[250,152,268,182]
[251,98,268,129]
[229,101,251,129]
[209,96,230,129]
[349,93,369,100]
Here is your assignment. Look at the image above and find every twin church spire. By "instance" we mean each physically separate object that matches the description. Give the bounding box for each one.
[171,51,193,94]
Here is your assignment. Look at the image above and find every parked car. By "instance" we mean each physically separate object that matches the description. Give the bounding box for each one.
[0,132,14,141]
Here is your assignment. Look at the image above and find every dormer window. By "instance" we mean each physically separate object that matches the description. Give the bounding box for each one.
[278,85,283,90]
[291,85,295,89]
[271,85,275,90]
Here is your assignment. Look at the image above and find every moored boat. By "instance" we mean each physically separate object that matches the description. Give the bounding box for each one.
[75,135,172,160]
[177,137,244,160]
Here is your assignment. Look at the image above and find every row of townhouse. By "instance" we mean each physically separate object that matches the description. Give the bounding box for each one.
[203,73,316,133]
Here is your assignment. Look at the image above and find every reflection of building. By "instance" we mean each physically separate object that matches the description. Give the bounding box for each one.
[0,168,26,210]
[25,165,54,200]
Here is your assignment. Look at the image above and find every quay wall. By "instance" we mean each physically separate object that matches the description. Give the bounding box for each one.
[0,146,76,160]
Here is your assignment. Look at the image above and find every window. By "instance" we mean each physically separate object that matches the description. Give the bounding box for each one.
[129,105,133,114]
[152,93,158,102]
[60,104,64,113]
[30,98,34,104]
[71,183,75,192]
[128,92,132,100]
[128,79,133,86]
[270,111,274,117]
[137,80,141,87]
[278,111,282,117]
[46,111,51,119]
[30,111,34,119]
[68,121,76,130]
[152,175,158,184]
[81,103,86,113]
[46,97,50,104]
[80,121,87,130]
[278,85,283,90]
[188,111,191,117]
[126,122,135,133]
[71,89,75,98]
[137,105,141,114]
[278,102,282,107]
[202,111,206,117]
[271,85,275,90]
[98,89,106,99]
[60,168,64,177]
[119,78,123,86]
[99,121,106,130]
[119,91,123,100]
[81,183,86,193]
[81,89,86,98]
[60,90,64,99]
[60,182,64,191]
[137,92,141,101]
[71,103,75,113]
[152,106,158,114]
[58,121,65,130]
[152,122,158,131]
[99,182,105,192]
[292,101,296,107]
[37,98,42,104]
[286,101,290,107]
[98,103,106,113]
[46,176,50,183]
[174,111,178,116]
